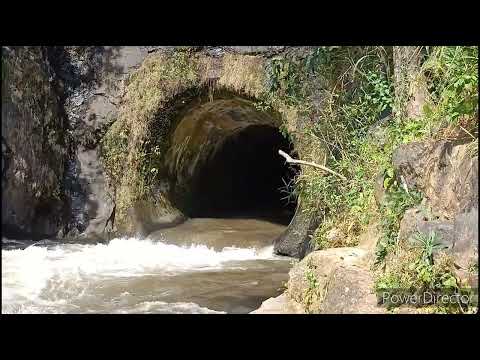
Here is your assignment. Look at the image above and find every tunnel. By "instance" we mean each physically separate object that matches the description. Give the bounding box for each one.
[163,96,298,225]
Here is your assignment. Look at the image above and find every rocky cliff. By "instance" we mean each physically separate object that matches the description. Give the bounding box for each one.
[2,47,68,239]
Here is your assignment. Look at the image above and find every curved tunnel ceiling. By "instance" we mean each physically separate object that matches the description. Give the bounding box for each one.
[163,97,297,224]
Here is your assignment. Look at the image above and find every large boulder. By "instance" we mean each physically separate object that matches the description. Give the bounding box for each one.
[320,265,384,314]
[251,293,305,314]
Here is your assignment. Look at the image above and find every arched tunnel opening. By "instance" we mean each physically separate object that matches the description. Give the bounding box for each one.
[164,96,298,226]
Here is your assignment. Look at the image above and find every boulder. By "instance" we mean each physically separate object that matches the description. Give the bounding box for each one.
[392,141,429,189]
[273,200,319,258]
[320,265,384,314]
[398,207,455,249]
[286,247,368,313]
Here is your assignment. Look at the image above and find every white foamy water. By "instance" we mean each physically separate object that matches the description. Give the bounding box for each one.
[2,237,288,314]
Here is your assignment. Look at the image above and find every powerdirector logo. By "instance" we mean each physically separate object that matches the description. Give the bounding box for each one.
[376,288,478,307]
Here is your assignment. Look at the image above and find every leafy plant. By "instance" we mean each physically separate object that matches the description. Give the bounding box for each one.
[410,230,447,266]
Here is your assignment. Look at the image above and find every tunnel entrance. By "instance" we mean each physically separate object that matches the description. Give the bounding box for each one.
[164,97,298,225]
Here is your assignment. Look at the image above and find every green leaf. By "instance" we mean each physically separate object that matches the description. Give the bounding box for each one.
[442,276,457,289]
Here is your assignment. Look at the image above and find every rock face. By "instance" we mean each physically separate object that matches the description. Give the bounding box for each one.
[47,46,151,239]
[253,235,390,314]
[393,140,478,219]
[2,47,68,239]
[394,138,478,280]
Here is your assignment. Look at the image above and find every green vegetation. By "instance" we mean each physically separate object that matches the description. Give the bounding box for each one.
[262,47,397,248]
[423,46,478,125]
[375,186,423,264]
[261,46,478,256]
[260,46,477,313]
[304,260,320,313]
[374,231,476,313]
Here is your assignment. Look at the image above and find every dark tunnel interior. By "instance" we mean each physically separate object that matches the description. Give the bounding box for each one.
[181,124,298,225]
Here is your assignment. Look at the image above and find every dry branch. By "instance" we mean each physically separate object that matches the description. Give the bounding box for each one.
[278,149,347,181]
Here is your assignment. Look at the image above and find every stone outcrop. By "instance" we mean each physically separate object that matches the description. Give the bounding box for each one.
[394,139,478,282]
[251,293,305,314]
[254,222,386,314]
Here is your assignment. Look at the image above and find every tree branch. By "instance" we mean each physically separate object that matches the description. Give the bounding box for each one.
[278,149,347,181]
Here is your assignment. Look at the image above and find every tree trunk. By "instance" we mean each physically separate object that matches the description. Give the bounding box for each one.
[393,46,428,120]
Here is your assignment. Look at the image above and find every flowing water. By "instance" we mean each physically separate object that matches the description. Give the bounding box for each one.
[2,218,294,314]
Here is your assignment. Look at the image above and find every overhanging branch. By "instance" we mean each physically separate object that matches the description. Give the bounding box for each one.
[278,149,347,181]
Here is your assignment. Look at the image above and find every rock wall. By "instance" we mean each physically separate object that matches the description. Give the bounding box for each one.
[46,46,150,239]
[2,47,68,239]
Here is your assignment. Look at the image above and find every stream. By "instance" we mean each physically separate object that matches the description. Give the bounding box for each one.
[2,218,294,314]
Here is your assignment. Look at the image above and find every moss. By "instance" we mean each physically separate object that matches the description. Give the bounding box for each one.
[218,53,268,98]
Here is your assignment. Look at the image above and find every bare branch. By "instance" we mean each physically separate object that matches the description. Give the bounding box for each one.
[278,149,347,181]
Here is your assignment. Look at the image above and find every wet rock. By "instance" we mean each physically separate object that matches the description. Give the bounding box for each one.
[2,47,68,239]
[51,46,151,240]
[273,201,320,258]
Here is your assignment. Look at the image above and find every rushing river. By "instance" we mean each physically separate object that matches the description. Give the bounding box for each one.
[2,218,294,314]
